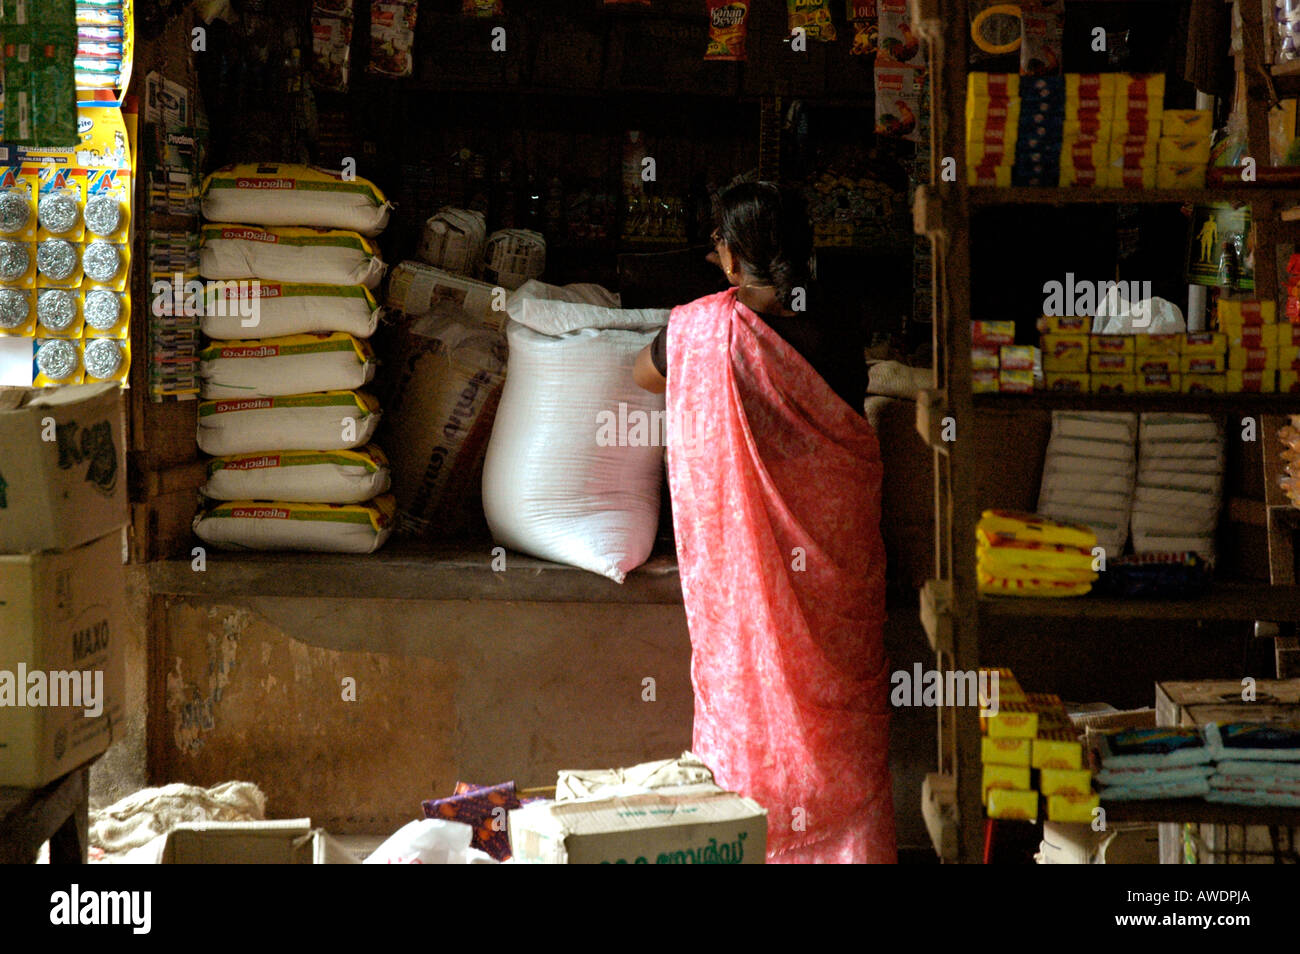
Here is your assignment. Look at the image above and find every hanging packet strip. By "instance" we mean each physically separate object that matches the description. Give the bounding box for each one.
[462,0,502,13]
[788,0,836,42]
[368,1,417,78]
[846,0,879,56]
[705,1,749,61]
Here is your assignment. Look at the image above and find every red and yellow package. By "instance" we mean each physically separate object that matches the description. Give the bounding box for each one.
[705,1,749,60]
[846,0,879,56]
[788,0,836,42]
[462,0,503,14]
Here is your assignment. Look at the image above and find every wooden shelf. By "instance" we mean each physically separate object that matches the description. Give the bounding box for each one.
[969,186,1300,207]
[973,393,1300,414]
[979,582,1300,622]
[1102,797,1300,827]
[147,539,684,605]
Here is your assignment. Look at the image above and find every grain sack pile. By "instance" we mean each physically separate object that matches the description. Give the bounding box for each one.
[193,164,393,554]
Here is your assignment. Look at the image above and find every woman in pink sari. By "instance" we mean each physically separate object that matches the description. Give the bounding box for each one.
[634,182,895,864]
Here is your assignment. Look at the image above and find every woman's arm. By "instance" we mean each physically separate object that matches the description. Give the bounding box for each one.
[633,342,666,393]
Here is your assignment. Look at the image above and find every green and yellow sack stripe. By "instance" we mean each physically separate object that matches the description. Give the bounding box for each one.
[205,495,395,533]
[202,282,379,309]
[202,163,388,204]
[199,332,373,362]
[207,445,389,476]
[201,224,377,254]
[199,389,379,417]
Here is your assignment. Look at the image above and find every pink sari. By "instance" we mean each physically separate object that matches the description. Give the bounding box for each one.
[665,288,895,864]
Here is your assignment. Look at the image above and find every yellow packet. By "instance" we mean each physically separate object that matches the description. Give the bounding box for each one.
[978,510,1097,549]
[1044,371,1089,392]
[982,737,1032,767]
[1181,373,1226,393]
[1040,768,1094,798]
[1226,369,1275,393]
[987,788,1039,821]
[982,764,1032,802]
[1046,793,1099,823]
[1033,729,1083,770]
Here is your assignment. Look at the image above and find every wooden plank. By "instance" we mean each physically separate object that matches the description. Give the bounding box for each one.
[1104,798,1300,827]
[0,766,90,864]
[145,594,170,788]
[920,579,954,653]
[1228,496,1269,527]
[979,583,1300,622]
[148,541,684,604]
[970,186,1300,206]
[975,393,1300,414]
[921,772,958,862]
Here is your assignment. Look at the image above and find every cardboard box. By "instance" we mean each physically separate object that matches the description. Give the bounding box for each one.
[0,533,125,788]
[0,383,126,554]
[152,820,359,864]
[508,788,767,864]
[385,261,504,332]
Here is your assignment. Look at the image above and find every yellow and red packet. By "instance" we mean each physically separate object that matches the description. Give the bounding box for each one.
[462,0,503,14]
[846,0,879,56]
[788,0,837,42]
[705,1,749,60]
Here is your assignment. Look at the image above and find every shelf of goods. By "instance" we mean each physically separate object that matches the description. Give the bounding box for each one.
[918,0,1300,863]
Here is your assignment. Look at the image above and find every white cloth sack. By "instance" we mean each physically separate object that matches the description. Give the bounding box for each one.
[201,163,392,236]
[201,282,381,340]
[193,496,394,553]
[199,333,376,399]
[197,390,381,456]
[200,225,387,288]
[202,446,391,504]
[482,299,668,582]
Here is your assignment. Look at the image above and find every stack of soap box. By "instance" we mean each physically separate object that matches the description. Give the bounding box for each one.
[1105,74,1164,189]
[1180,331,1228,393]
[1036,411,1136,557]
[1039,314,1091,391]
[972,320,1011,392]
[1014,76,1064,187]
[1131,414,1223,561]
[981,670,1097,822]
[966,74,1020,187]
[1060,74,1116,188]
[1219,298,1291,393]
[1157,109,1214,188]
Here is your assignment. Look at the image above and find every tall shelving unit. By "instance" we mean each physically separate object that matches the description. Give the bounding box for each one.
[913,0,1300,863]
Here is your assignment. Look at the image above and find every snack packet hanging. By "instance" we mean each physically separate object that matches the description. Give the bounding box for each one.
[462,0,503,14]
[706,1,750,61]
[788,0,836,43]
[846,0,879,56]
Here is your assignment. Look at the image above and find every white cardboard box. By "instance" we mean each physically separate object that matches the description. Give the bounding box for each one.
[152,819,359,864]
[509,787,767,864]
[0,383,127,553]
[0,532,126,787]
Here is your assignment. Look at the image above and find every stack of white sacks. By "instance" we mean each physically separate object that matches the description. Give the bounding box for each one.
[191,163,395,554]
[1131,414,1223,561]
[1037,412,1137,558]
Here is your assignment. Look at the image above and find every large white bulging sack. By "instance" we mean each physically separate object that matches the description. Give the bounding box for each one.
[193,496,394,553]
[201,282,381,340]
[202,445,392,504]
[200,224,387,288]
[196,390,381,456]
[198,333,376,399]
[201,163,392,236]
[481,299,669,582]
[379,312,507,538]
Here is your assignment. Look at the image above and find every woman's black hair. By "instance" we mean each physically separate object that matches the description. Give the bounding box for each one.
[715,180,814,311]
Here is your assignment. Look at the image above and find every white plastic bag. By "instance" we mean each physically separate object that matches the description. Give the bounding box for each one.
[481,299,668,582]
[362,818,475,864]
